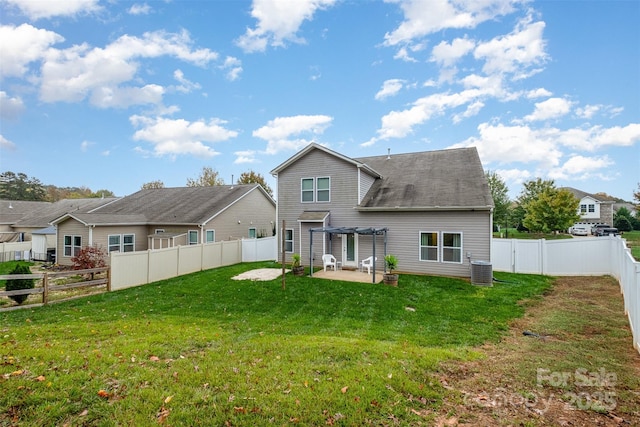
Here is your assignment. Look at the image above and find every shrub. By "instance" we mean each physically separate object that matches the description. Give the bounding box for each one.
[614,216,632,232]
[6,264,35,305]
[71,245,107,270]
[384,254,398,273]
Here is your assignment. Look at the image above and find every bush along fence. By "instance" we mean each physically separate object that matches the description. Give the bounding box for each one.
[0,267,110,311]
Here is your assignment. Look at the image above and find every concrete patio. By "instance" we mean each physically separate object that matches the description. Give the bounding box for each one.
[311,268,384,284]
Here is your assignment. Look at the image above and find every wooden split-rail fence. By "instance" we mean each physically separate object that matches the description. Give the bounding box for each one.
[0,267,110,310]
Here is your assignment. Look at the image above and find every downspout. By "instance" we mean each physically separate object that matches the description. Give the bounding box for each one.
[88,225,94,246]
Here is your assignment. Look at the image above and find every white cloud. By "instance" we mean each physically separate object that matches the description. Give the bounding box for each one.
[38,30,218,107]
[128,3,151,15]
[393,47,418,62]
[554,123,640,152]
[526,88,552,99]
[0,91,26,120]
[173,69,201,93]
[547,154,614,181]
[0,134,17,150]
[253,114,333,154]
[236,0,336,53]
[430,37,475,67]
[130,115,238,158]
[2,0,101,20]
[80,140,94,152]
[0,24,63,78]
[220,56,243,81]
[234,150,258,164]
[375,79,405,100]
[524,97,573,122]
[575,104,601,119]
[474,18,547,77]
[457,122,564,168]
[383,0,519,46]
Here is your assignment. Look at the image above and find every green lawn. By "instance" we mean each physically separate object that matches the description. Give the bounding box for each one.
[1,262,552,426]
[623,230,640,260]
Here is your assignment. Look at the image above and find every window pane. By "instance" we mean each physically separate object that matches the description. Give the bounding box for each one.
[317,177,329,189]
[189,231,198,244]
[206,230,215,242]
[73,236,82,246]
[249,228,256,238]
[443,233,461,247]
[109,235,120,245]
[64,235,71,245]
[302,178,314,190]
[443,248,461,262]
[124,235,134,244]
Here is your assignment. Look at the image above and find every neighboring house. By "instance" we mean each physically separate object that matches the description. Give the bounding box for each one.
[51,185,276,266]
[9,198,118,241]
[270,143,494,278]
[0,200,51,241]
[562,187,614,227]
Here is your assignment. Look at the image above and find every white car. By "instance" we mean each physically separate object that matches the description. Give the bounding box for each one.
[571,226,589,236]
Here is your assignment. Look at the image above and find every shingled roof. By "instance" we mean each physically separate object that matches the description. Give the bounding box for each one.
[52,185,274,226]
[8,198,118,228]
[356,147,493,210]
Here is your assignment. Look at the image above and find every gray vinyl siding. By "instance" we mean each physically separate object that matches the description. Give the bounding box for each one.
[358,170,376,204]
[205,188,276,241]
[275,147,492,277]
[276,149,360,264]
[56,219,90,266]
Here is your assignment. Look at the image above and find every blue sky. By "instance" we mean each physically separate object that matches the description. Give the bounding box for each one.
[1,0,638,201]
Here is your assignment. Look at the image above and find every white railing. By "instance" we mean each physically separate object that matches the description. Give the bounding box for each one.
[110,237,277,291]
[492,236,639,353]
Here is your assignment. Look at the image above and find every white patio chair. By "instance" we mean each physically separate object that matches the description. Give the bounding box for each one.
[322,254,337,272]
[360,256,376,274]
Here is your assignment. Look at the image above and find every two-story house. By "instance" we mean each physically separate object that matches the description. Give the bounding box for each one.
[562,187,614,229]
[270,143,494,278]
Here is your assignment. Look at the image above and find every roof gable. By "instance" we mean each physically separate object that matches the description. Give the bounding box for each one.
[270,142,380,178]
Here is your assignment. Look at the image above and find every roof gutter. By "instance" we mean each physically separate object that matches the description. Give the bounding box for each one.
[355,205,494,212]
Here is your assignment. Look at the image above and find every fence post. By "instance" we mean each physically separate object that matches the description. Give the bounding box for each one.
[106,267,111,292]
[42,273,49,305]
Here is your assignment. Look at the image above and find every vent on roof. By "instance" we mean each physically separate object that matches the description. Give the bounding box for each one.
[387,148,391,159]
[470,261,492,286]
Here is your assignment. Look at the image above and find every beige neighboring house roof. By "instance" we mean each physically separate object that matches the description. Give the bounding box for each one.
[51,184,275,227]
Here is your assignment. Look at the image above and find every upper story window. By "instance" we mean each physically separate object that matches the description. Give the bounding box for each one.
[588,204,595,213]
[580,204,587,214]
[301,177,330,203]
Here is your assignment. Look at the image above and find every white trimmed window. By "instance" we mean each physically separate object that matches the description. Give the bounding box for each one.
[248,227,256,239]
[64,235,82,257]
[442,232,462,263]
[284,229,293,253]
[301,177,330,203]
[301,178,314,202]
[188,230,198,245]
[108,234,135,253]
[316,177,330,202]
[419,232,438,262]
[580,204,587,214]
[206,230,215,243]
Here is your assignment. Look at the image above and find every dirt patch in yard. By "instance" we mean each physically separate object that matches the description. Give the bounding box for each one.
[435,276,640,427]
[231,268,288,281]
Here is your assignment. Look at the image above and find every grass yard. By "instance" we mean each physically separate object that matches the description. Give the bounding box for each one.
[623,230,640,260]
[0,262,637,426]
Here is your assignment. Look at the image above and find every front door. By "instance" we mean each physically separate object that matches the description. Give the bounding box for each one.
[341,233,358,268]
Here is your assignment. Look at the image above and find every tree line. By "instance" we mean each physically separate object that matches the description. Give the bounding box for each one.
[0,168,273,202]
[486,172,640,234]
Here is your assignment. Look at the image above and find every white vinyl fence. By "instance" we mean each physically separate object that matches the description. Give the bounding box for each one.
[492,236,640,353]
[0,241,32,262]
[110,237,277,291]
